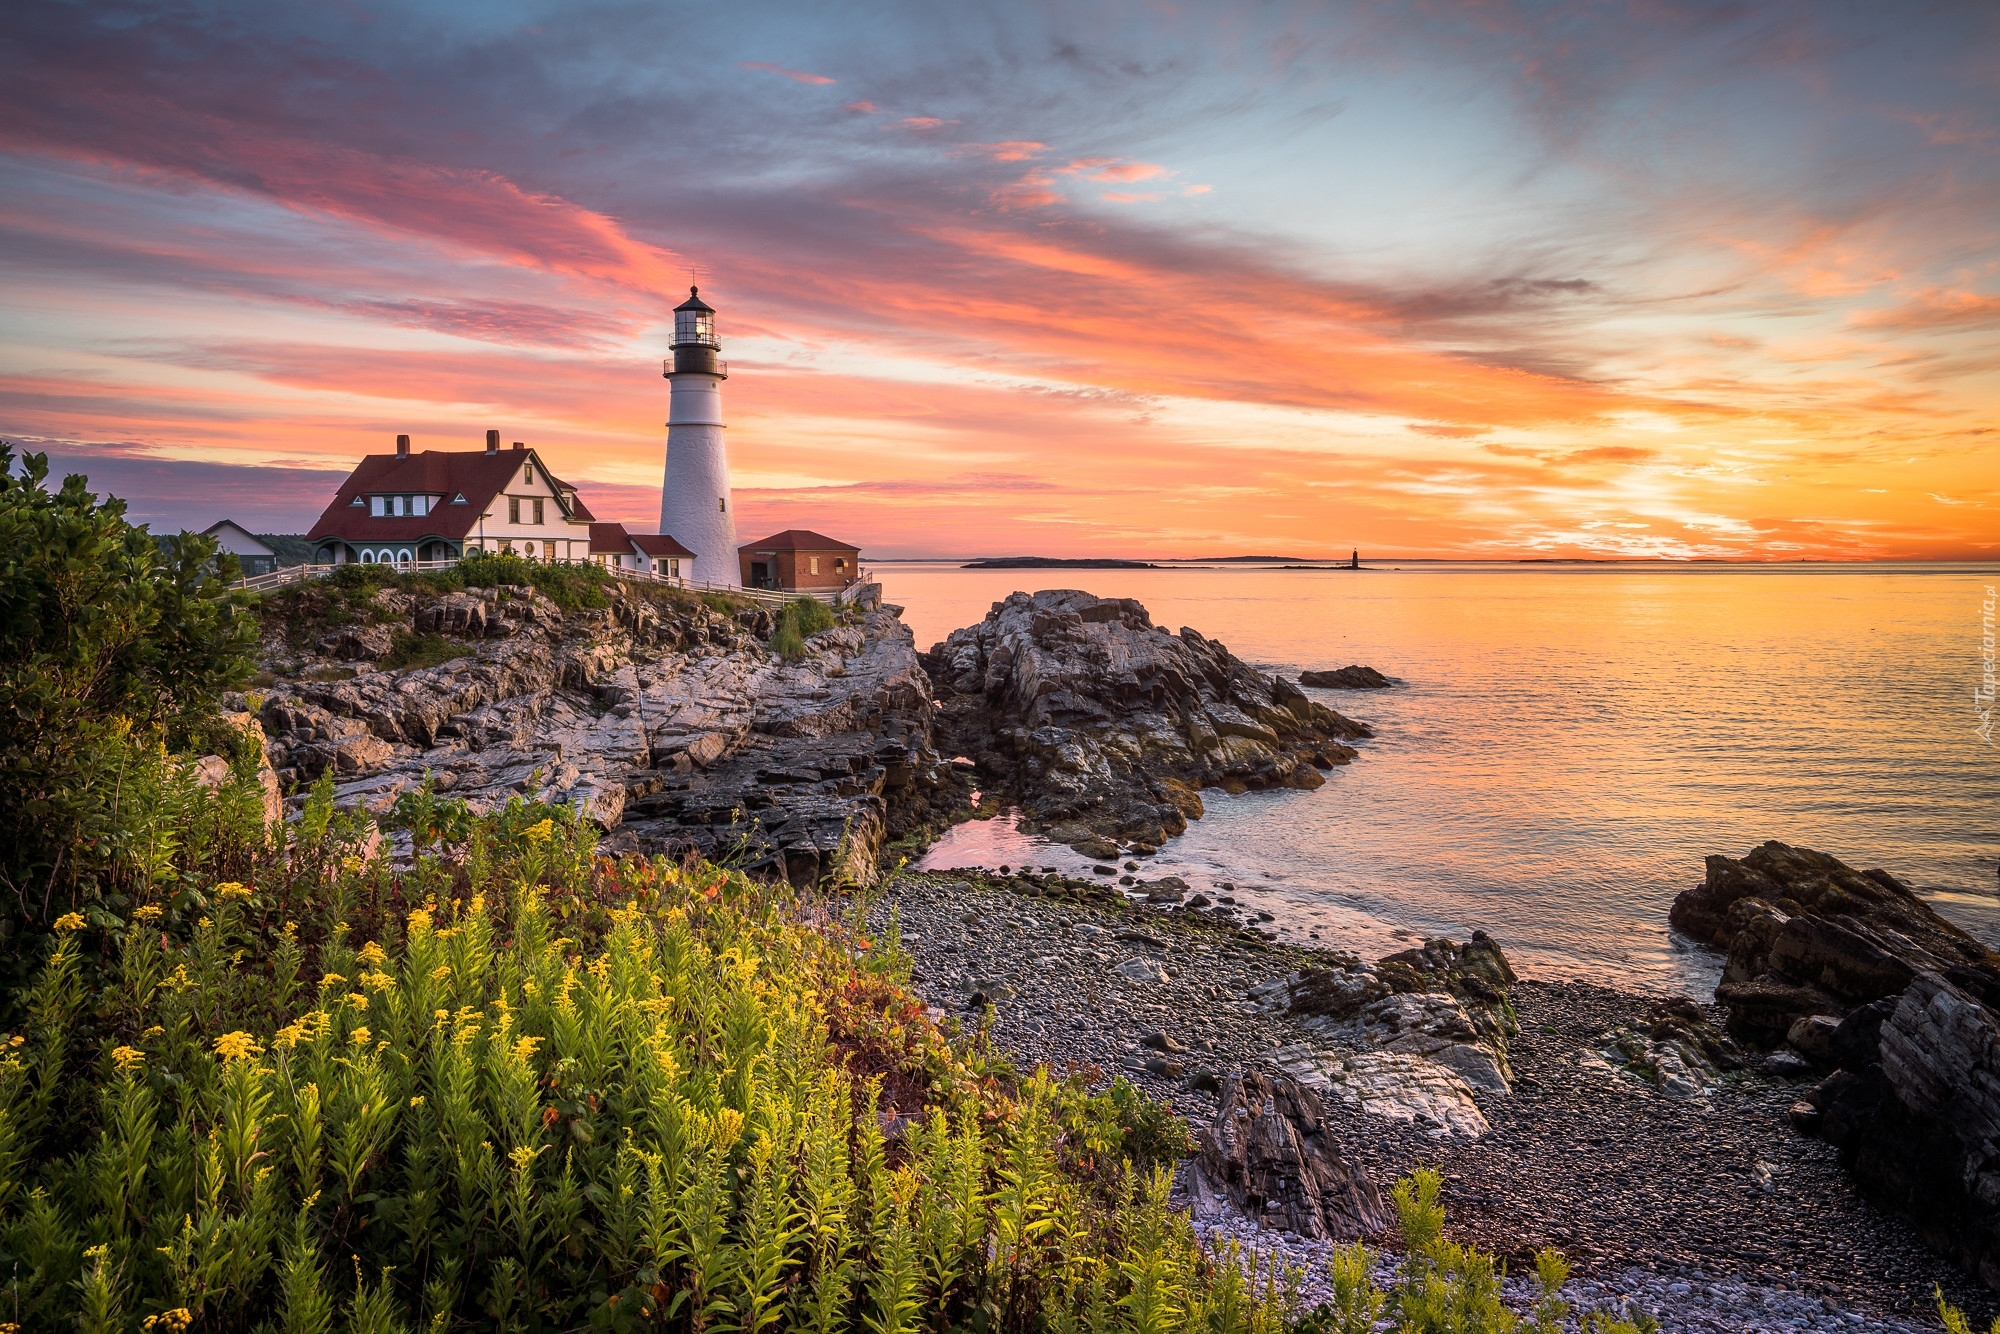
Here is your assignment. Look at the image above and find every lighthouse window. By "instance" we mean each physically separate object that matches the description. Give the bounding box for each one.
[718,497,726,513]
[676,308,716,346]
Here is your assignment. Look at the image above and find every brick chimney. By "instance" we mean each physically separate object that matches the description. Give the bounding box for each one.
[486,429,500,454]
[396,433,410,457]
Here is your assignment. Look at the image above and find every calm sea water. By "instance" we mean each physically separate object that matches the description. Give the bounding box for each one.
[894,561,2000,996]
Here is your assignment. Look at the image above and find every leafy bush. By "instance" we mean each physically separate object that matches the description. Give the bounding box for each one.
[771,597,839,662]
[0,444,258,950]
[0,781,1304,1333]
[1297,1167,1645,1334]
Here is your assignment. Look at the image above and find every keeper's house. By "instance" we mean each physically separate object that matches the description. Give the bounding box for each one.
[738,529,861,592]
[306,431,698,579]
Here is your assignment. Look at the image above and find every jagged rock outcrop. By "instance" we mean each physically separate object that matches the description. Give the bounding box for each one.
[1677,842,2000,1288]
[1250,934,1520,1136]
[255,581,952,886]
[1670,841,1996,1043]
[1187,1071,1391,1239]
[921,590,1372,847]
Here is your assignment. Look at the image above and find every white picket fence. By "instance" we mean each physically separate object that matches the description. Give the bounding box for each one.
[231,557,874,609]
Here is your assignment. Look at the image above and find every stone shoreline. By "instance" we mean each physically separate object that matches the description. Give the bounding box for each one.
[873,867,1988,1331]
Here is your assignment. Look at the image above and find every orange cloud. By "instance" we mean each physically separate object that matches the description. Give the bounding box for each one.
[739,61,835,86]
[1851,288,2000,332]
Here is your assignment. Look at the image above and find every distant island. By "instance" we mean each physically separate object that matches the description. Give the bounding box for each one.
[961,556,1161,569]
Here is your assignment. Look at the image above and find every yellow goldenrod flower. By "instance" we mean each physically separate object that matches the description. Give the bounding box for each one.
[140,1026,163,1040]
[406,906,432,934]
[52,912,85,933]
[341,855,365,874]
[319,973,347,989]
[433,1008,450,1023]
[348,993,369,1009]
[356,941,388,967]
[162,964,192,992]
[349,1026,372,1047]
[360,970,396,992]
[524,818,554,844]
[213,1031,263,1062]
[197,916,212,929]
[214,882,252,900]
[430,965,452,982]
[84,1243,108,1260]
[409,1094,425,1107]
[132,904,163,922]
[111,1046,144,1072]
[509,1143,542,1171]
[512,1035,543,1063]
[142,1311,193,1333]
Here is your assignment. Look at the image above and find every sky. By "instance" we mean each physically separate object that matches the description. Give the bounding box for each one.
[2,0,1997,559]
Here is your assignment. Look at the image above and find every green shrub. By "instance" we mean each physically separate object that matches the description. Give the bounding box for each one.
[0,784,1305,1333]
[1938,1286,2000,1334]
[0,443,257,959]
[771,597,839,662]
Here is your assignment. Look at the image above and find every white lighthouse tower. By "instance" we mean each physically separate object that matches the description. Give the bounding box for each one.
[659,286,737,587]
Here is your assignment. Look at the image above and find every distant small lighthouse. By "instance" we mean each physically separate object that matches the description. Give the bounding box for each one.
[659,285,737,587]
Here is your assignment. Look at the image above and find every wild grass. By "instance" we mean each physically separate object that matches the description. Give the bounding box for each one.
[770,598,840,663]
[0,776,1303,1333]
[379,631,473,672]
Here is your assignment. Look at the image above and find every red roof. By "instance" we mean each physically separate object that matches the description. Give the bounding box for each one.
[738,528,859,553]
[305,447,594,542]
[589,522,633,554]
[632,533,696,557]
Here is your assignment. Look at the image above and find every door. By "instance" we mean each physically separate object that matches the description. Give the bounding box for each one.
[750,561,771,589]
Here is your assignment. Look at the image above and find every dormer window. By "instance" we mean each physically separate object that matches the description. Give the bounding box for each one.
[451,493,467,504]
[523,461,534,485]
[412,495,429,517]
[370,496,385,517]
[392,495,405,517]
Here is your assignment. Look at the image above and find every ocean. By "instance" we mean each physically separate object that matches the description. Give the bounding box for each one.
[891,560,2000,997]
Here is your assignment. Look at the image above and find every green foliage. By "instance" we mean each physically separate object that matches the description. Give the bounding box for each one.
[0,443,258,944]
[0,787,1302,1333]
[1938,1287,2000,1334]
[770,597,839,662]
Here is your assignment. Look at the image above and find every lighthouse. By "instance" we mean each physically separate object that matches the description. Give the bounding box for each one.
[659,286,737,587]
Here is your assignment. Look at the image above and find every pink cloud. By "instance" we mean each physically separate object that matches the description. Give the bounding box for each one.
[738,61,835,86]
[959,141,1046,162]
[844,100,879,113]
[899,117,956,131]
[1058,157,1168,183]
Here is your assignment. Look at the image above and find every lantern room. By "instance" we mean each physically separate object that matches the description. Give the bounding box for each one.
[672,287,718,348]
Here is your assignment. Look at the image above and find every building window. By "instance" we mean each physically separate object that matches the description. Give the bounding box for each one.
[413,495,429,517]
[669,559,680,578]
[452,492,467,504]
[810,555,820,575]
[533,498,545,525]
[508,497,521,523]
[499,540,513,555]
[523,462,534,484]
[718,497,726,512]
[350,496,365,507]
[835,557,847,571]
[543,541,555,562]
[371,496,385,517]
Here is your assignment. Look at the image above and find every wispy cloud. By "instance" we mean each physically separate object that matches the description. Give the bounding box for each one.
[739,61,835,85]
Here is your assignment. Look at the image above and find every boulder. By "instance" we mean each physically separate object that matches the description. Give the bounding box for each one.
[1298,665,1393,689]
[1188,1071,1391,1239]
[321,623,396,661]
[922,590,1371,843]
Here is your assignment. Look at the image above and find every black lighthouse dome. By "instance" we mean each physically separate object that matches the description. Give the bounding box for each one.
[666,286,725,377]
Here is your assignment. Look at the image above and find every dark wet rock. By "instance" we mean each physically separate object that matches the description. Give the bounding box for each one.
[1679,842,2000,1292]
[921,590,1370,844]
[1298,665,1393,689]
[1188,1071,1391,1241]
[1670,840,1995,1043]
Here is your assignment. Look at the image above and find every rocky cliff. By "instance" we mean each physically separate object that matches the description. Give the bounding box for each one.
[922,589,1372,850]
[253,580,955,885]
[1675,841,2000,1288]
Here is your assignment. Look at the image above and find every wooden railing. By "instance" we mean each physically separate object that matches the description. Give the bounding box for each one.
[232,557,876,609]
